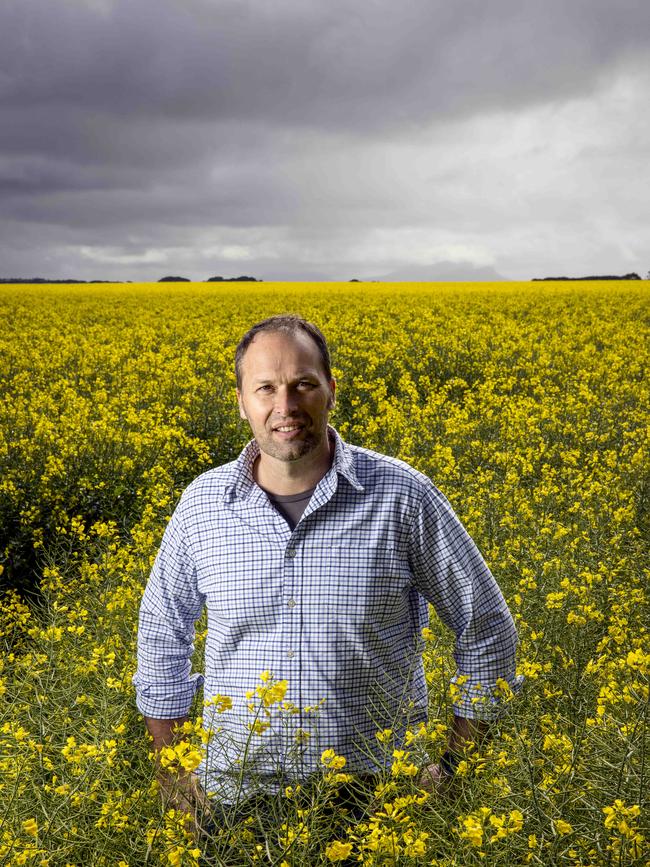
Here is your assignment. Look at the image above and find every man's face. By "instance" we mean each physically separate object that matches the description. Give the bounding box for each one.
[236,329,336,464]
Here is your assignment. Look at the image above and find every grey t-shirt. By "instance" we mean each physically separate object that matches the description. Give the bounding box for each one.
[266,486,316,530]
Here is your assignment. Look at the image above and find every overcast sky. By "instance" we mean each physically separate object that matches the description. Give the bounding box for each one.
[1,0,649,281]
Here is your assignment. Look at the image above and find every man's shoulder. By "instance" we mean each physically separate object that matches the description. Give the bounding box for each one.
[176,459,239,511]
[345,440,433,493]
[342,439,455,522]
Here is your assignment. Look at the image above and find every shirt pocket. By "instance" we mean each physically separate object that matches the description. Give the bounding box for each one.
[320,541,412,626]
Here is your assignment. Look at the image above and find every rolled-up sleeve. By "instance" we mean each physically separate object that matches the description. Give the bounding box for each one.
[408,480,523,721]
[132,503,206,719]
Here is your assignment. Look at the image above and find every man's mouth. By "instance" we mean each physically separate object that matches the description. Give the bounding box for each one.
[272,422,307,438]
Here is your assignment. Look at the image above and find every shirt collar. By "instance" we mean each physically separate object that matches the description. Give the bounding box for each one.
[225,425,363,501]
[328,425,364,492]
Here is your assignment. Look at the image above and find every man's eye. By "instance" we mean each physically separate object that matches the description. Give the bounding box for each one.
[298,381,314,388]
[257,385,273,393]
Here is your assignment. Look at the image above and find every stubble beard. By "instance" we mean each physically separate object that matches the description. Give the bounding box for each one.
[259,428,320,462]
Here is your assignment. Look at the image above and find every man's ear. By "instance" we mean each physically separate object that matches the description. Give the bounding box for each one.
[236,389,247,421]
[327,378,336,409]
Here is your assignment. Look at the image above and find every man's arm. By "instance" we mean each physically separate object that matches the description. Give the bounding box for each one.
[407,480,521,791]
[133,503,208,826]
[448,713,490,755]
[145,715,190,752]
[133,501,206,723]
[408,479,521,720]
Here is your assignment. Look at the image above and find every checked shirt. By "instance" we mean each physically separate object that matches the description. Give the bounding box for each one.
[133,427,520,801]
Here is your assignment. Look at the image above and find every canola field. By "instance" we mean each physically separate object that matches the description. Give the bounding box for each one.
[0,281,648,866]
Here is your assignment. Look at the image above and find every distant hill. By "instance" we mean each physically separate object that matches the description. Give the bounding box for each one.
[371,262,507,281]
[533,273,641,281]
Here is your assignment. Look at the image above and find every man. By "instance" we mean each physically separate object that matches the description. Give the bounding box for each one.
[134,314,521,823]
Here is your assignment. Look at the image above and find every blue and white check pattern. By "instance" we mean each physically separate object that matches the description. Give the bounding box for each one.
[134,427,521,800]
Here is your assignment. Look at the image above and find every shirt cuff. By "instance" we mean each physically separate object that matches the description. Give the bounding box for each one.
[132,671,204,719]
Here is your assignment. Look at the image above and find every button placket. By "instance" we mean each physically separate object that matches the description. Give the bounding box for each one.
[283,544,298,661]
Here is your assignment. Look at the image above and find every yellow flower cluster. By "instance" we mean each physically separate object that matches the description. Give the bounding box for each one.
[145,809,201,867]
[250,669,289,708]
[158,741,203,775]
[350,790,430,863]
[602,799,645,860]
[457,806,524,849]
[245,670,289,736]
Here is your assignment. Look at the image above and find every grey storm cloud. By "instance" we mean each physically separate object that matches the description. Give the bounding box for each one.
[4,1,650,136]
[1,0,649,280]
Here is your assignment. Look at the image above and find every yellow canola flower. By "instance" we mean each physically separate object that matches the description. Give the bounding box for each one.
[554,819,573,836]
[325,841,353,861]
[390,749,419,778]
[603,799,641,837]
[254,672,288,707]
[494,677,515,700]
[459,811,488,848]
[626,648,650,673]
[159,741,203,773]
[375,728,393,744]
[204,693,233,713]
[489,809,525,841]
[23,818,38,837]
[327,772,352,785]
[321,748,347,770]
[404,722,428,745]
[402,828,429,857]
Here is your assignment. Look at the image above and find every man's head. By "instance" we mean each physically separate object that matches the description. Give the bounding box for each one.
[234,315,332,389]
[235,315,336,466]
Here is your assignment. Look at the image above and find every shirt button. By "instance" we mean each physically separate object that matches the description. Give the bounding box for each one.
[287,598,296,608]
[286,548,297,558]
[286,650,295,659]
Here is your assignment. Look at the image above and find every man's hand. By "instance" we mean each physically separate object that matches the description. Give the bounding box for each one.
[418,715,490,797]
[145,715,212,840]
[418,762,457,797]
[156,767,213,839]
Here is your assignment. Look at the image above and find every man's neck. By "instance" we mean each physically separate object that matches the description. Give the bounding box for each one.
[253,437,334,496]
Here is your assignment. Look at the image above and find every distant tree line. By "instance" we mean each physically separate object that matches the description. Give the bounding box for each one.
[532,272,642,281]
[0,276,263,284]
[0,278,132,284]
[159,275,262,282]
[3,272,647,285]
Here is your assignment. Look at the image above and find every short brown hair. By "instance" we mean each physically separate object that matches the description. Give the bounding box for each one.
[234,314,332,388]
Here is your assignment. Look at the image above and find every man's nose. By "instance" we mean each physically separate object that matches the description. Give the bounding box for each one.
[274,386,299,415]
